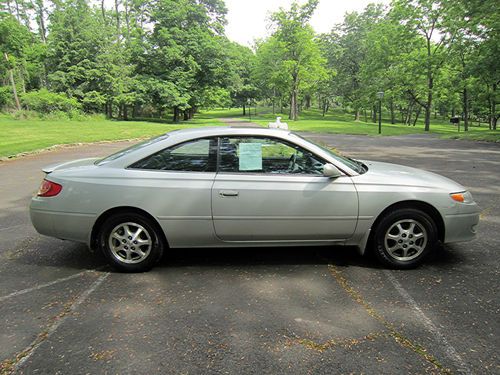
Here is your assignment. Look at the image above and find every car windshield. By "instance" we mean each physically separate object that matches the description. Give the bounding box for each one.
[96,134,170,165]
[291,133,367,174]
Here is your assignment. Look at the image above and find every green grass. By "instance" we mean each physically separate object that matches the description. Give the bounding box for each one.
[240,108,500,142]
[0,113,225,158]
[1,107,498,158]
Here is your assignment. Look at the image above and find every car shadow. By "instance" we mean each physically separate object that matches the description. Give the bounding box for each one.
[158,245,380,270]
[11,237,466,272]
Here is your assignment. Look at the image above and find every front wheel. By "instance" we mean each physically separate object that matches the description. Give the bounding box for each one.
[373,208,438,269]
[99,213,164,272]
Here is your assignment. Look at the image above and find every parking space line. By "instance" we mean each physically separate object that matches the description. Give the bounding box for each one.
[384,270,472,375]
[0,269,101,303]
[12,272,109,372]
[328,265,447,371]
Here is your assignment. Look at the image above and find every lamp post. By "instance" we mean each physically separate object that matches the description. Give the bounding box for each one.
[377,91,384,134]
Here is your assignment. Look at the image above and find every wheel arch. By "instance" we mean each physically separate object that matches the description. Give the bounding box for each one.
[365,200,445,252]
[90,206,169,250]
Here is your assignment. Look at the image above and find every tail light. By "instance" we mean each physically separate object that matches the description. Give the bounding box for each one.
[37,179,62,197]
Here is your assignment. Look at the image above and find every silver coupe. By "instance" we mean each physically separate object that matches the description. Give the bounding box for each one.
[30,127,480,272]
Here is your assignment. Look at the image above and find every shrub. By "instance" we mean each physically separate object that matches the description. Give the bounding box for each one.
[20,89,81,114]
[0,86,13,109]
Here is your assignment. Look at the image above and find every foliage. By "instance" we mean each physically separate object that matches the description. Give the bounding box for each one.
[0,0,497,132]
[20,89,81,114]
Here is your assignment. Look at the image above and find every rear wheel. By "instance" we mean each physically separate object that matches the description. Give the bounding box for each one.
[99,213,164,272]
[373,208,437,269]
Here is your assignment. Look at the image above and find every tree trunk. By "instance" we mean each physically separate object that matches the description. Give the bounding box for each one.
[405,100,414,126]
[101,0,106,21]
[390,99,395,124]
[354,109,360,121]
[124,0,131,41]
[4,53,21,110]
[183,109,189,121]
[34,0,47,43]
[107,102,113,118]
[242,104,246,116]
[114,0,120,40]
[289,89,298,121]
[289,73,298,121]
[123,105,128,120]
[413,107,421,126]
[6,0,13,15]
[424,43,433,131]
[173,107,180,123]
[463,87,469,132]
[305,95,311,110]
[372,105,377,123]
[490,83,497,130]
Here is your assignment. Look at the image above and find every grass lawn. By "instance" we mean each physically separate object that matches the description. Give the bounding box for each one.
[0,113,225,158]
[243,108,499,142]
[1,107,498,158]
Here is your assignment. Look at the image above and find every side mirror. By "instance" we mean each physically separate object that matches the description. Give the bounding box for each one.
[323,163,342,178]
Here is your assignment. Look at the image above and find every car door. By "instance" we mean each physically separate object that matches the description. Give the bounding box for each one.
[127,137,218,246]
[211,136,358,242]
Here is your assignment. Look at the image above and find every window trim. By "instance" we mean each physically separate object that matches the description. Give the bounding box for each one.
[126,136,218,173]
[215,135,331,177]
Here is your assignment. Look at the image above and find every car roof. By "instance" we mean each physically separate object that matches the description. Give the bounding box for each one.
[167,126,291,139]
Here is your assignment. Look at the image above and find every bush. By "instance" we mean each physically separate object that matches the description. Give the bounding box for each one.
[11,109,106,121]
[20,89,81,114]
[0,86,13,109]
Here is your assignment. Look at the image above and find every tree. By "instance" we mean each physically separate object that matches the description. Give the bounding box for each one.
[267,0,325,120]
[145,0,230,121]
[321,4,385,120]
[0,13,33,109]
[391,0,458,131]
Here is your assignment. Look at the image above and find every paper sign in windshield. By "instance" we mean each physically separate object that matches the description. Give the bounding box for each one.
[239,143,262,171]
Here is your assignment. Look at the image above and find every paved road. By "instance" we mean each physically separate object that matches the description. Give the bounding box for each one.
[0,134,499,374]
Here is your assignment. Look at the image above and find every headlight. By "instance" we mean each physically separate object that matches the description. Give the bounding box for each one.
[450,191,474,203]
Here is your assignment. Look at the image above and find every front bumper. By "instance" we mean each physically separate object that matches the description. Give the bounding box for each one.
[443,212,480,243]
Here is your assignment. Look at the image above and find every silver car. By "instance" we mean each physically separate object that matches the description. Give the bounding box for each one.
[30,127,480,272]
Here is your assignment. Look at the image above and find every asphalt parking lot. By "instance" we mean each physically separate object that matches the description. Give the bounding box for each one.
[0,133,499,374]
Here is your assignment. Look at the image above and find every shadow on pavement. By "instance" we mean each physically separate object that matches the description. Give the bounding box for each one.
[9,238,466,272]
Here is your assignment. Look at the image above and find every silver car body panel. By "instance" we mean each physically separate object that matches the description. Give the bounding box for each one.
[30,127,480,253]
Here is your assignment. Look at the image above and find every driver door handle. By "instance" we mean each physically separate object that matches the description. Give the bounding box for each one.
[219,190,239,197]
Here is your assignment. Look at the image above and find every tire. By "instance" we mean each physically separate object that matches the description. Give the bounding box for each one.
[373,208,437,269]
[99,212,164,272]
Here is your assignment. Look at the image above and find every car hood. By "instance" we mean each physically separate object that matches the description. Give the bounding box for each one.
[357,160,466,192]
[42,157,100,174]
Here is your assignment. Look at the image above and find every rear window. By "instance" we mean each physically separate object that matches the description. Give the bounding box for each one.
[96,134,169,165]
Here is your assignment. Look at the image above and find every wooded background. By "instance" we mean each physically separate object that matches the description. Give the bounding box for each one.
[0,0,498,131]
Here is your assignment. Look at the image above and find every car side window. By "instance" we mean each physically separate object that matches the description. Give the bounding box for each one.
[129,138,218,172]
[219,136,324,175]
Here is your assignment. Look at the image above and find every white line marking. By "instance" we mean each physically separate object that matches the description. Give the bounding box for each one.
[0,269,99,302]
[384,270,472,375]
[13,272,109,371]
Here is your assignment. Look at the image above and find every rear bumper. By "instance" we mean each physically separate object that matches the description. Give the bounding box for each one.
[443,212,480,243]
[30,200,95,244]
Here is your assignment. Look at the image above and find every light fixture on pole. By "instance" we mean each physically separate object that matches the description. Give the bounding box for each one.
[376,91,384,134]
